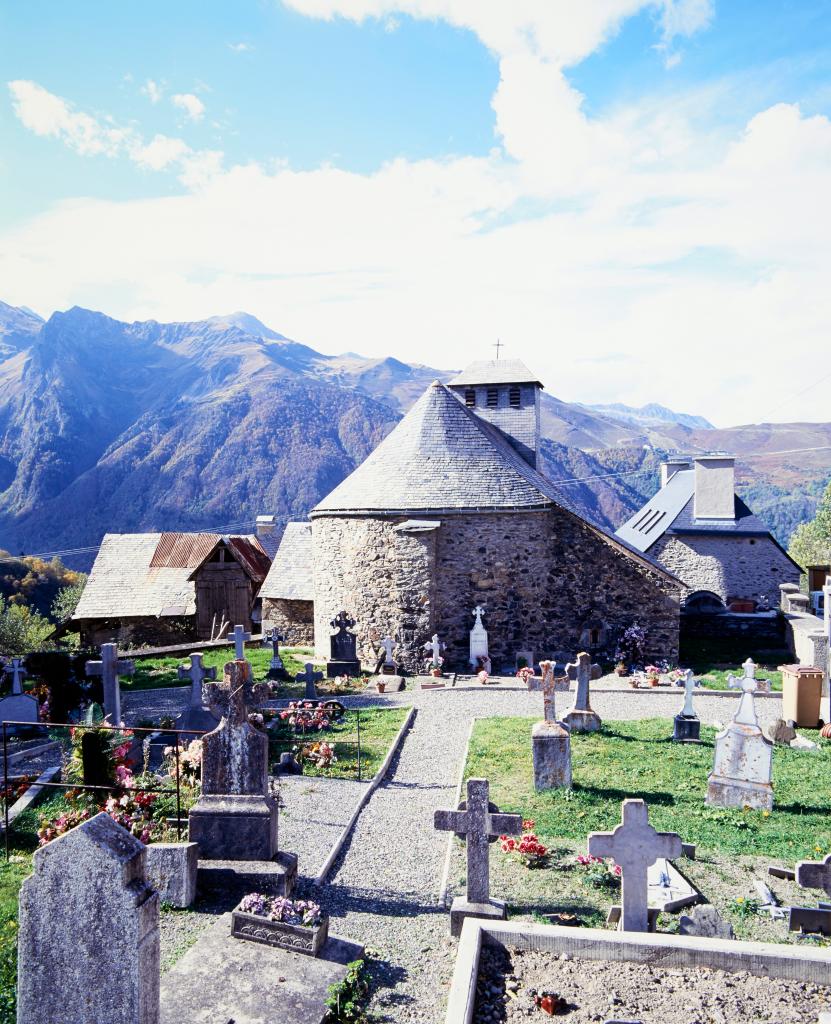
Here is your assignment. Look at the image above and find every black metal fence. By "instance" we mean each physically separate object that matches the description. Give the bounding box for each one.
[267,704,367,781]
[1,719,207,860]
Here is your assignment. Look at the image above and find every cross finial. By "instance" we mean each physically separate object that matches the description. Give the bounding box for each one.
[230,624,251,661]
[493,338,503,360]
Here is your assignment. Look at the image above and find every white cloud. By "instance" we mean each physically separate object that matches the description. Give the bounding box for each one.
[141,78,164,104]
[133,133,191,170]
[228,42,253,53]
[172,92,205,121]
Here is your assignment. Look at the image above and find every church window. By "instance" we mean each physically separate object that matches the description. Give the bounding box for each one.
[464,389,476,407]
[590,627,600,646]
[486,387,499,407]
[509,385,521,408]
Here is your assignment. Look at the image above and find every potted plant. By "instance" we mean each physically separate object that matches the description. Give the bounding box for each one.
[628,675,640,689]
[644,665,661,687]
[375,679,386,694]
[232,894,328,957]
[615,660,628,677]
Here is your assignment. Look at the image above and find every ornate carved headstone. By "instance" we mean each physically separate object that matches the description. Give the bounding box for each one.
[532,659,572,790]
[423,633,444,670]
[265,628,287,679]
[0,656,38,727]
[672,669,701,742]
[189,660,280,861]
[17,812,160,1024]
[175,653,220,734]
[706,659,774,811]
[588,799,682,932]
[85,643,134,725]
[468,606,489,670]
[434,778,522,936]
[328,611,361,676]
[562,652,602,733]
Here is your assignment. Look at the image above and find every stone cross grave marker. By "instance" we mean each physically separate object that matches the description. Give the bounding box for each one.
[206,659,270,717]
[295,661,324,700]
[424,633,443,668]
[707,657,774,810]
[265,628,285,669]
[178,653,217,707]
[434,777,522,935]
[790,853,831,936]
[17,811,160,1024]
[3,657,26,694]
[588,798,682,932]
[562,651,602,732]
[532,660,572,790]
[380,635,396,666]
[85,643,135,725]
[673,669,701,742]
[230,624,251,661]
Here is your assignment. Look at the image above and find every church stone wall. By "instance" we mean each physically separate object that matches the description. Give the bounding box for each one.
[311,508,681,672]
[651,534,799,606]
[311,517,437,669]
[261,598,314,646]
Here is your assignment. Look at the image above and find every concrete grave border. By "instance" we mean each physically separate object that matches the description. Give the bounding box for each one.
[314,705,416,884]
[0,765,60,834]
[446,919,831,1024]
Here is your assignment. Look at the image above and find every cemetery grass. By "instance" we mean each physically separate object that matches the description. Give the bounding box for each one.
[455,717,831,945]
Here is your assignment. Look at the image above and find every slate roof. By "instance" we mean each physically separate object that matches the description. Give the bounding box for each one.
[258,523,314,601]
[447,359,542,387]
[73,532,269,621]
[311,381,679,583]
[616,469,800,569]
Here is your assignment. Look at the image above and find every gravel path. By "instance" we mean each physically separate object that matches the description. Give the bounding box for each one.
[278,775,370,880]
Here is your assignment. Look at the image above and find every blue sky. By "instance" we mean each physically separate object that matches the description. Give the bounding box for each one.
[1,1,830,424]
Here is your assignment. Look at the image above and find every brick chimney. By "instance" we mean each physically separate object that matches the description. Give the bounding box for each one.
[256,514,276,538]
[660,457,691,487]
[693,454,735,520]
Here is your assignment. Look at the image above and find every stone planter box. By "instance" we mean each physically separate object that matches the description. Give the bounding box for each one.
[231,906,329,957]
[144,841,199,908]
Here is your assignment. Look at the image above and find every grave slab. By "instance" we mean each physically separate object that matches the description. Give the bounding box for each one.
[197,850,298,901]
[160,912,363,1024]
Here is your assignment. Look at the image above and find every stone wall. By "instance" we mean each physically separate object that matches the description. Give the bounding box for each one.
[311,508,681,672]
[261,598,314,646]
[680,610,786,646]
[650,534,799,606]
[77,616,195,649]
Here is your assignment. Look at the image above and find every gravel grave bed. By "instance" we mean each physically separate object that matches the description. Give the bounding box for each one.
[475,945,830,1023]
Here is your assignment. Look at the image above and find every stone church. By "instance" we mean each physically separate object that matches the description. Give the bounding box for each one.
[265,359,684,672]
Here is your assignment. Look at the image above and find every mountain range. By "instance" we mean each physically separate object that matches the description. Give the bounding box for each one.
[0,301,828,567]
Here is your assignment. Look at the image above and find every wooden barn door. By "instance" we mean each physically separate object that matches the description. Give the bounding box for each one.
[195,564,252,638]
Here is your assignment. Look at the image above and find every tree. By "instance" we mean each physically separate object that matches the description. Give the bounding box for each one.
[788,479,831,572]
[50,578,87,624]
[0,595,53,656]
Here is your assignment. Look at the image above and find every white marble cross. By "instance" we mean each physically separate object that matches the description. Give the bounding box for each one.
[85,643,135,725]
[178,653,217,707]
[230,624,252,661]
[434,778,522,905]
[728,658,761,727]
[3,658,26,695]
[472,606,486,629]
[380,635,396,665]
[680,669,698,718]
[424,634,443,667]
[588,799,682,932]
[295,662,323,699]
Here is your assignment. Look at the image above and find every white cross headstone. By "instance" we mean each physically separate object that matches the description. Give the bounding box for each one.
[434,778,522,934]
[588,799,682,932]
[562,652,602,732]
[178,653,217,707]
[380,635,396,666]
[295,662,323,700]
[85,643,134,725]
[3,657,26,695]
[469,606,489,670]
[728,658,762,727]
[424,634,443,668]
[230,624,252,661]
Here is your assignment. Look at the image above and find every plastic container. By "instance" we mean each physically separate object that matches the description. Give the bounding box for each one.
[779,664,824,727]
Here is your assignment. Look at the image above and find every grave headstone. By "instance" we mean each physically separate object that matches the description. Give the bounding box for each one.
[377,633,399,675]
[562,652,602,733]
[264,628,287,680]
[328,611,361,676]
[17,811,160,1024]
[175,653,220,735]
[295,662,324,700]
[706,658,774,811]
[532,659,572,790]
[434,778,522,936]
[766,718,797,745]
[672,669,701,742]
[85,643,134,725]
[0,657,38,728]
[189,660,280,861]
[678,904,735,939]
[424,633,444,670]
[588,799,682,932]
[469,606,489,670]
[230,624,252,661]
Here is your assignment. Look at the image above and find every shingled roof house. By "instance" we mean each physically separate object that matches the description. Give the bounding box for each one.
[259,522,314,644]
[72,532,271,647]
[276,359,685,672]
[615,455,801,611]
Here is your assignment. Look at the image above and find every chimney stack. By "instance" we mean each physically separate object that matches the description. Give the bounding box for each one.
[256,514,276,538]
[661,457,691,488]
[693,454,735,520]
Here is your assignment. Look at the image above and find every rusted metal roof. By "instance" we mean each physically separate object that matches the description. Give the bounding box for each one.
[149,532,222,569]
[225,536,271,585]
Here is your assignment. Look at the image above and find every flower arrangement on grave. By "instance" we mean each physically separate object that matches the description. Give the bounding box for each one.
[614,623,647,673]
[477,670,489,684]
[278,701,333,733]
[644,664,662,686]
[669,668,686,686]
[163,738,202,784]
[500,819,548,868]
[574,853,621,889]
[299,740,337,769]
[515,666,535,686]
[1,774,33,804]
[238,893,323,927]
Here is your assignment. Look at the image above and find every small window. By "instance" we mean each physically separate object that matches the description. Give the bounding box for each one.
[464,389,476,407]
[508,385,521,408]
[589,627,600,646]
[486,387,499,407]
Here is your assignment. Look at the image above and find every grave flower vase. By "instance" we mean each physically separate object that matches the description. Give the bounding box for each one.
[231,905,329,957]
[375,681,386,694]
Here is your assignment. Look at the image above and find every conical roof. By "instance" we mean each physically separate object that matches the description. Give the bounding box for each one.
[311,381,581,516]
